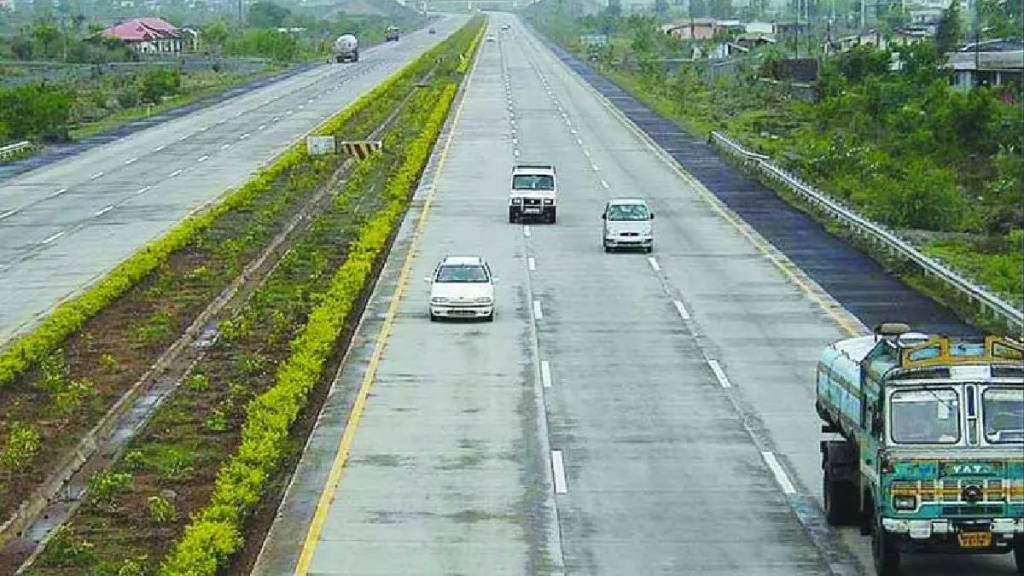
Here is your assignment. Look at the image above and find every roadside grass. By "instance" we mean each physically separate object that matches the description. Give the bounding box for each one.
[18,16,483,576]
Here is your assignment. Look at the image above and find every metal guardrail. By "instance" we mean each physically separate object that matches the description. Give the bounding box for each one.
[709,131,1024,334]
[0,141,32,162]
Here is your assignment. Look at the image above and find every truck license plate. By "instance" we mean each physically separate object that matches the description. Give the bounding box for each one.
[523,208,541,214]
[957,531,991,548]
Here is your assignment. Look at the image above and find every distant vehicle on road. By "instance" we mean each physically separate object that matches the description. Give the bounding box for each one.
[486,34,496,42]
[332,34,359,63]
[509,164,556,223]
[385,26,400,41]
[428,27,436,34]
[501,24,511,32]
[602,199,654,252]
[816,324,1024,576]
[426,256,496,321]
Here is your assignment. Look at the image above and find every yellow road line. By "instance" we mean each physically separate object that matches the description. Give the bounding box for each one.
[539,34,865,338]
[292,43,479,576]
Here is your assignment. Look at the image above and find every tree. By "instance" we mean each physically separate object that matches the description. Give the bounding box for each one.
[607,0,622,17]
[247,1,292,28]
[935,1,962,54]
[655,0,670,16]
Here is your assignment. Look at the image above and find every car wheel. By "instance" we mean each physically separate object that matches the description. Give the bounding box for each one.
[485,312,495,322]
[645,246,653,254]
[508,208,518,224]
[429,312,437,322]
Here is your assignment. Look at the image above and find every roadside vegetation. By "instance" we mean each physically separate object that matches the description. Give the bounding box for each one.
[1,15,483,576]
[0,0,427,152]
[525,0,1023,310]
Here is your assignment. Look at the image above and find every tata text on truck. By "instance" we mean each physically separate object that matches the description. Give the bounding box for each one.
[509,164,556,224]
[816,323,1024,575]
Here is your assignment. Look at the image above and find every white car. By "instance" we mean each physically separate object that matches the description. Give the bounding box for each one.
[486,34,496,42]
[602,198,654,252]
[425,256,496,321]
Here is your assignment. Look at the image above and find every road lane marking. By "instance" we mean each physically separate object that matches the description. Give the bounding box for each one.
[647,257,661,272]
[541,360,552,388]
[178,134,189,141]
[48,187,68,199]
[242,132,252,139]
[707,359,732,389]
[551,450,567,494]
[90,171,103,180]
[293,48,477,576]
[197,155,209,162]
[221,143,231,150]
[533,300,543,320]
[124,157,137,165]
[673,299,691,320]
[41,231,64,244]
[528,256,536,271]
[576,138,583,145]
[600,179,609,189]
[95,205,113,216]
[273,116,280,122]
[154,144,166,152]
[135,186,152,195]
[523,225,531,237]
[583,150,590,158]
[0,209,17,220]
[762,452,797,495]
[168,169,183,178]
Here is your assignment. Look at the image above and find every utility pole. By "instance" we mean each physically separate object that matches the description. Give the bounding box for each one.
[973,0,980,86]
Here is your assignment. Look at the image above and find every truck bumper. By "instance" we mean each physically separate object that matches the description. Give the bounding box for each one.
[882,517,1024,554]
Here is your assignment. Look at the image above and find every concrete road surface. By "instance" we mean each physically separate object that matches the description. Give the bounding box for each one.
[0,16,466,345]
[253,15,1018,576]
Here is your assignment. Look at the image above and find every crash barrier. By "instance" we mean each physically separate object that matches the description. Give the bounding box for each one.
[0,141,32,162]
[709,130,1023,335]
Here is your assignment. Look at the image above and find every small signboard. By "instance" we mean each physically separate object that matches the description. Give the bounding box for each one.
[306,136,336,156]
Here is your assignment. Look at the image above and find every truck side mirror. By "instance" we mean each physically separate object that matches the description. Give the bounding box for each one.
[601,213,606,220]
[649,212,655,220]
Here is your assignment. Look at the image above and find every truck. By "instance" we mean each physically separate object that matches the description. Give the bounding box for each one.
[332,34,358,63]
[385,26,400,42]
[509,164,556,224]
[816,323,1024,575]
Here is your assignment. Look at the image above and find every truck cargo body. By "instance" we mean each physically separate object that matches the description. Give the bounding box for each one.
[332,34,359,63]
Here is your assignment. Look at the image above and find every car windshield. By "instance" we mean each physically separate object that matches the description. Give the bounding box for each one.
[436,264,488,283]
[890,389,960,444]
[513,174,554,190]
[983,387,1024,444]
[606,204,649,221]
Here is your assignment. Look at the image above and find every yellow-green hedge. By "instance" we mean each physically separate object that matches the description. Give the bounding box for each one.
[160,82,459,576]
[457,21,487,74]
[0,19,479,390]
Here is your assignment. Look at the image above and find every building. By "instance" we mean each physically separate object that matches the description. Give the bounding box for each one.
[947,40,1024,92]
[0,0,12,10]
[100,17,188,55]
[663,18,719,41]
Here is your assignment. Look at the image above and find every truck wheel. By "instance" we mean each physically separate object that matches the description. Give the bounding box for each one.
[1013,536,1024,575]
[824,469,857,525]
[508,208,518,224]
[872,518,901,576]
[547,208,556,224]
[353,51,359,62]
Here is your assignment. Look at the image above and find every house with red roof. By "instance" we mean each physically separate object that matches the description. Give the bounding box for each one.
[100,17,197,55]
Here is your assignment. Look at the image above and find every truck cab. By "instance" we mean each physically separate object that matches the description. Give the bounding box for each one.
[509,164,556,224]
[385,26,400,42]
[816,325,1024,575]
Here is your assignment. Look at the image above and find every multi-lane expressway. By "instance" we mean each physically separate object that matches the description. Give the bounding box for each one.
[0,17,466,344]
[252,14,1016,576]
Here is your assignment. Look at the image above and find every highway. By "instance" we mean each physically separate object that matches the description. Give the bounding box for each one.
[253,14,1016,576]
[0,17,465,345]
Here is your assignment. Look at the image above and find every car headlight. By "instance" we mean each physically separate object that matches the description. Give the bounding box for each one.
[431,297,449,304]
[643,231,653,237]
[474,297,493,304]
[543,198,554,205]
[511,198,522,205]
[893,495,917,510]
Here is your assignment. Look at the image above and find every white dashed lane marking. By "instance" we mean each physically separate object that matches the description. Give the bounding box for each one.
[0,209,17,220]
[600,179,609,190]
[551,450,567,494]
[197,155,209,163]
[673,300,691,320]
[41,231,65,245]
[95,205,114,216]
[168,169,183,178]
[708,359,732,389]
[762,452,797,495]
[124,157,137,165]
[532,300,543,320]
[647,257,661,272]
[528,257,536,271]
[90,172,103,180]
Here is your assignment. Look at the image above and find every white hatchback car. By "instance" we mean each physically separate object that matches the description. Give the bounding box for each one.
[602,198,654,252]
[425,256,496,321]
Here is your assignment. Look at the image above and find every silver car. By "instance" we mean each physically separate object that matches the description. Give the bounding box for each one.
[602,199,654,253]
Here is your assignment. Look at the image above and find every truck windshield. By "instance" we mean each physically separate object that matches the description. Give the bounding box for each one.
[983,387,1024,444]
[890,389,960,444]
[513,175,554,190]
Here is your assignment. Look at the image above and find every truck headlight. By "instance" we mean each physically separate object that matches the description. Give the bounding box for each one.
[893,495,917,510]
[511,198,522,205]
[543,198,554,205]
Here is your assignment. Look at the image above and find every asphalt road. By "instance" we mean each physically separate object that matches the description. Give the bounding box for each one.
[254,14,1017,576]
[0,17,465,345]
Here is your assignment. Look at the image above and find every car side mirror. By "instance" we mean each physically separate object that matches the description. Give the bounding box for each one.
[423,276,432,284]
[601,213,606,220]
[650,212,655,220]
[492,277,500,284]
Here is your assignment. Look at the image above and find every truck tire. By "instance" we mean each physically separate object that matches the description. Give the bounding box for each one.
[335,55,343,63]
[508,207,518,224]
[352,50,359,62]
[546,207,556,224]
[872,517,900,576]
[1014,536,1024,575]
[824,468,858,526]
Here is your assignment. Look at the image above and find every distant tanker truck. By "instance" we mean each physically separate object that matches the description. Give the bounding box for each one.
[332,34,358,63]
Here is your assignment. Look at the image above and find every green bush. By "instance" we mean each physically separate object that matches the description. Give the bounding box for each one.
[0,422,41,474]
[147,495,176,524]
